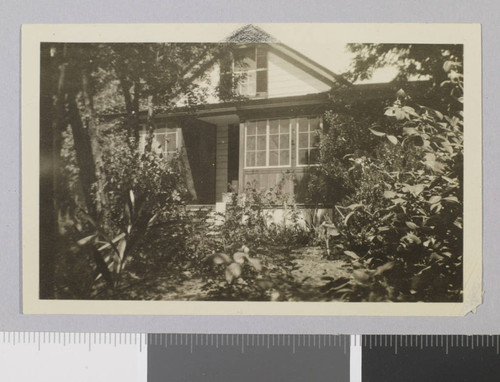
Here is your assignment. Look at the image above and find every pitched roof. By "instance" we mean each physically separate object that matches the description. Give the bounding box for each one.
[154,24,350,110]
[223,24,350,87]
[224,24,279,43]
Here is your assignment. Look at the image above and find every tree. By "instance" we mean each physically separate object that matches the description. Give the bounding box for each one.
[94,43,219,149]
[40,42,227,297]
[345,43,463,114]
[309,43,464,206]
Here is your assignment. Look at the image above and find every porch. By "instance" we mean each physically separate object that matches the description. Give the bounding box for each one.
[182,116,322,206]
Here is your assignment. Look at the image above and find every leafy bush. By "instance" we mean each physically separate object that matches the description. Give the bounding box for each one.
[185,179,313,301]
[304,108,389,206]
[96,132,188,281]
[201,246,265,300]
[57,126,190,296]
[215,179,312,253]
[322,91,463,302]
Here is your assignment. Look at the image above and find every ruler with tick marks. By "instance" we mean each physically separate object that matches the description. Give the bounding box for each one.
[1,333,499,381]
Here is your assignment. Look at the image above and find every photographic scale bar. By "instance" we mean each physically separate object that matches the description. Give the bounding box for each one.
[0,333,499,381]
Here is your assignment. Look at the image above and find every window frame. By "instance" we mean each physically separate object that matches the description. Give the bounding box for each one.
[153,129,179,157]
[139,124,180,157]
[296,116,322,167]
[244,119,292,169]
[233,46,268,97]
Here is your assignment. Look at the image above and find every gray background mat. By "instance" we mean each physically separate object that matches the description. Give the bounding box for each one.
[1,0,497,333]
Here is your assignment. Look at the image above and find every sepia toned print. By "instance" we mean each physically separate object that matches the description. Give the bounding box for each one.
[22,23,481,315]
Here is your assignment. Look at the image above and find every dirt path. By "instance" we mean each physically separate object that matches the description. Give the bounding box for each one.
[123,246,351,301]
[290,247,351,288]
[156,275,209,301]
[281,246,351,301]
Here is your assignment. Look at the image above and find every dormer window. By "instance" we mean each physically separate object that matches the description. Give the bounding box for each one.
[233,46,268,97]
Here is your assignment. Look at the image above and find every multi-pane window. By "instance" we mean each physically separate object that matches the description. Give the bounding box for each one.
[153,130,178,157]
[297,117,321,166]
[139,124,179,157]
[245,119,291,168]
[234,47,268,97]
[245,121,268,167]
[269,119,291,166]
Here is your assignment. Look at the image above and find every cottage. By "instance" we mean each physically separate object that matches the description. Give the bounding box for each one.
[138,25,404,212]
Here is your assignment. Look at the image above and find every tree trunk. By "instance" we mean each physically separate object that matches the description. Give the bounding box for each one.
[131,81,141,143]
[118,77,141,149]
[67,95,98,219]
[64,46,114,287]
[81,66,107,212]
[144,94,156,153]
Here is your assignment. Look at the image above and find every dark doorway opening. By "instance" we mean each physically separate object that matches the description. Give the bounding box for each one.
[227,124,240,192]
[182,121,217,204]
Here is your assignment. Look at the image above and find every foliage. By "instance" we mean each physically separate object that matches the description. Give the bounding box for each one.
[322,87,463,302]
[201,243,311,302]
[91,43,219,114]
[179,179,313,301]
[347,43,460,78]
[49,41,465,303]
[53,233,97,299]
[57,125,189,295]
[210,246,262,283]
[193,180,304,253]
[345,43,463,114]
[98,129,187,231]
[48,42,225,297]
[220,180,312,252]
[302,47,466,302]
[304,111,383,205]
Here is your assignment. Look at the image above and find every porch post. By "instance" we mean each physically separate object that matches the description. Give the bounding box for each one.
[215,124,228,202]
[238,121,245,194]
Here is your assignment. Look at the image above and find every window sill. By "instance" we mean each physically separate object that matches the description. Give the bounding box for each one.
[244,165,292,170]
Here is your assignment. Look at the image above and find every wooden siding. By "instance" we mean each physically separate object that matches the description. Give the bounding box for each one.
[240,167,313,203]
[174,46,333,106]
[267,51,330,98]
[242,169,295,195]
[215,125,229,202]
[238,122,245,193]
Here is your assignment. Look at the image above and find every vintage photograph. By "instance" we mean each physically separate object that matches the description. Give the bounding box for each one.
[23,23,481,315]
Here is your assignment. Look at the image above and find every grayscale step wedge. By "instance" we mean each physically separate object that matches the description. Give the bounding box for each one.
[147,334,351,382]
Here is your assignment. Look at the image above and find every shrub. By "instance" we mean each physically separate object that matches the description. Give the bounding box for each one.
[58,126,190,296]
[304,109,389,206]
[214,178,312,253]
[192,178,313,301]
[319,58,464,302]
[322,94,463,302]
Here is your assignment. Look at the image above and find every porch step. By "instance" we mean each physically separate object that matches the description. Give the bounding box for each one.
[185,204,216,212]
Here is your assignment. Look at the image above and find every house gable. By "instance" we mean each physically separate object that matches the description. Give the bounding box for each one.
[223,25,348,99]
[175,25,347,106]
[266,49,331,98]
